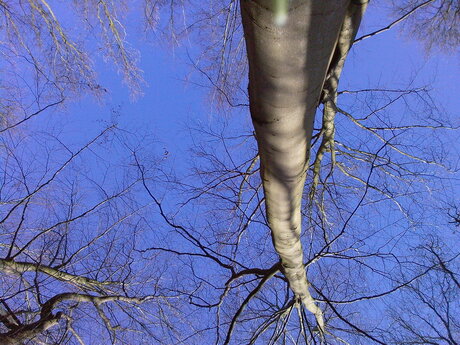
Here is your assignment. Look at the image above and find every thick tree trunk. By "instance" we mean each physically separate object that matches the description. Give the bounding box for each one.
[241,0,366,331]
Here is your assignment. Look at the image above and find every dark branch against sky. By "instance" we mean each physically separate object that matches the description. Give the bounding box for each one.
[0,1,459,344]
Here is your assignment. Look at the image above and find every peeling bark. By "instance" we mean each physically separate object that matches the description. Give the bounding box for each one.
[241,0,367,331]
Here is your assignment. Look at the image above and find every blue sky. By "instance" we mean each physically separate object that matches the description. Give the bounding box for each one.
[2,2,459,343]
[63,0,460,293]
[65,2,459,170]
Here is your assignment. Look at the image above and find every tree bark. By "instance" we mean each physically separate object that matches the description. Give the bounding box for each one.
[241,0,366,331]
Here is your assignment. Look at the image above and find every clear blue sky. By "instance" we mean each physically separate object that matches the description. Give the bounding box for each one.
[66,3,459,170]
[8,2,458,342]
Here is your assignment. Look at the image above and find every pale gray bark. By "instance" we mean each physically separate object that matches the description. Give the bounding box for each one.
[312,0,368,195]
[241,0,367,331]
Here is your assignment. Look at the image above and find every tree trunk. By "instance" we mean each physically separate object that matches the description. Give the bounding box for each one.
[241,0,366,331]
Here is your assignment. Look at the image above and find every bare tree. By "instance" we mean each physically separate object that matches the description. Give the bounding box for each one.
[0,117,187,344]
[392,0,460,53]
[238,0,371,333]
[1,1,458,344]
[387,235,460,345]
[161,80,457,344]
[134,1,459,342]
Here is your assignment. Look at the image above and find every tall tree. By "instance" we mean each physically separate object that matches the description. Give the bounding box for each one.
[240,0,367,332]
[1,1,458,343]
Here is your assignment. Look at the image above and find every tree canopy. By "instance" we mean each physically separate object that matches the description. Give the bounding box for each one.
[0,1,459,344]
